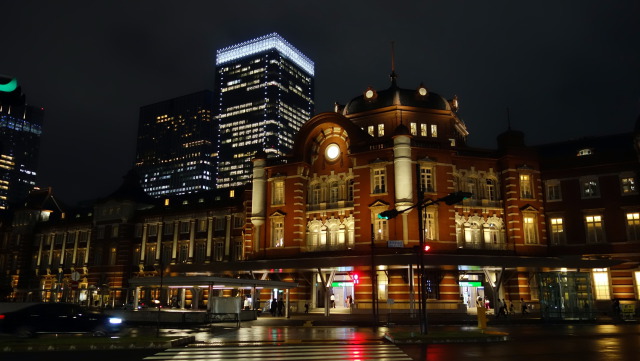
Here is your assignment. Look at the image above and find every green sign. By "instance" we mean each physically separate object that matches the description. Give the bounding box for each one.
[0,78,17,93]
[331,282,354,287]
[459,281,482,287]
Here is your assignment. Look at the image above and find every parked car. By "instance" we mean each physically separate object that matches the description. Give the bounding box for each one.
[0,302,123,337]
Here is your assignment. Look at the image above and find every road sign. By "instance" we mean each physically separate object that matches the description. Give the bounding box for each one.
[387,240,403,248]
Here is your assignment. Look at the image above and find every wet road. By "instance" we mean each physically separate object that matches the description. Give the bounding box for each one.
[399,324,640,361]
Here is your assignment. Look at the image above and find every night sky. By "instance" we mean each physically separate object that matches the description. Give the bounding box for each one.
[1,1,638,206]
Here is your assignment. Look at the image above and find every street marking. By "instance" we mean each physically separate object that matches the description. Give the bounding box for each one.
[144,344,412,360]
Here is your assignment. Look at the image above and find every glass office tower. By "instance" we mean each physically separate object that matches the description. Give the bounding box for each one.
[0,76,43,211]
[136,90,217,197]
[215,33,314,189]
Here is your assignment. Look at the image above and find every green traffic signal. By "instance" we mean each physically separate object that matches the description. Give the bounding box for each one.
[378,209,399,219]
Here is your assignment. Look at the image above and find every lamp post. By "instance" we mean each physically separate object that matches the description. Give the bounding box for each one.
[378,191,471,334]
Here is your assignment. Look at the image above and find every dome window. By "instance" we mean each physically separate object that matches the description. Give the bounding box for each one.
[417,84,428,97]
[364,87,377,100]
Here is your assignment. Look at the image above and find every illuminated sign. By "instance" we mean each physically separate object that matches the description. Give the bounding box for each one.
[331,282,354,287]
[459,281,482,287]
[0,78,17,93]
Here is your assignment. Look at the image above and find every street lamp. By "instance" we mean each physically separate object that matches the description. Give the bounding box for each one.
[378,191,472,334]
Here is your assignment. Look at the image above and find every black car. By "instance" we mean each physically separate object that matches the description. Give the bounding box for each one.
[0,302,123,337]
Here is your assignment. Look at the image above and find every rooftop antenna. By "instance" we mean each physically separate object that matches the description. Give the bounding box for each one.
[390,41,397,85]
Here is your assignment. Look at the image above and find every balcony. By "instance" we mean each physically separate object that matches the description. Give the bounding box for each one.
[307,201,354,212]
[306,243,353,252]
[461,199,503,208]
[456,241,514,252]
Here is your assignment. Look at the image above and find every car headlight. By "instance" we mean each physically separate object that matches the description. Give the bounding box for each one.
[108,317,123,324]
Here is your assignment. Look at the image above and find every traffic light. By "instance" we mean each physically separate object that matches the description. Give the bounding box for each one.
[423,244,431,252]
[378,209,399,219]
[439,191,473,205]
[352,273,360,285]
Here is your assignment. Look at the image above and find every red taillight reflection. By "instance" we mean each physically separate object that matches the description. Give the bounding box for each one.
[0,314,5,320]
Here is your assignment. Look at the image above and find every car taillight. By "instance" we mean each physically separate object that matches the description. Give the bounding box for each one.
[0,314,5,320]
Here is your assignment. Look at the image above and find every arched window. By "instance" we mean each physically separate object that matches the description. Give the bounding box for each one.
[329,181,339,203]
[347,179,355,202]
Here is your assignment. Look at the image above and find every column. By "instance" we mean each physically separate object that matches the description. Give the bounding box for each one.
[224,215,232,257]
[140,224,148,266]
[188,219,196,262]
[155,222,163,264]
[251,157,267,252]
[172,221,179,262]
[59,232,68,269]
[71,230,80,267]
[205,217,213,263]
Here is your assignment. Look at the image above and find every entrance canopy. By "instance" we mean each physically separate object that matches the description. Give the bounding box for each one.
[128,275,298,289]
[129,276,298,289]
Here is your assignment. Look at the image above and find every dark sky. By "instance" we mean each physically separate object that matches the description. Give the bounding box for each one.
[1,1,639,206]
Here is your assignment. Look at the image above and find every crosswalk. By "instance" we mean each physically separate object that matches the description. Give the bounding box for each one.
[144,344,412,361]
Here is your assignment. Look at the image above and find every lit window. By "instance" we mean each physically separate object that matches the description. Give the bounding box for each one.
[420,124,427,137]
[519,174,533,199]
[577,148,592,156]
[523,215,538,244]
[626,212,640,241]
[621,177,636,194]
[374,218,388,241]
[585,215,604,243]
[581,177,599,198]
[420,166,435,192]
[271,217,284,247]
[485,179,497,201]
[368,126,374,136]
[378,124,384,137]
[272,180,285,205]
[430,124,438,137]
[372,168,386,194]
[592,269,611,300]
[549,217,565,245]
[410,122,417,135]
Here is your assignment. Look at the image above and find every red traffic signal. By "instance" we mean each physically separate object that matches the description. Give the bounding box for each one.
[424,245,431,252]
[353,273,360,285]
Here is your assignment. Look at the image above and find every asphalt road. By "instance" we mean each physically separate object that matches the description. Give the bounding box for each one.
[2,323,639,361]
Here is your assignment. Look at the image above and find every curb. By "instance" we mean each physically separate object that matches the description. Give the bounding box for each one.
[0,336,195,353]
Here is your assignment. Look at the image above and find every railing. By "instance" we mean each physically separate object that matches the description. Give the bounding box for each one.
[307,201,354,211]
[456,241,514,251]
[306,243,353,252]
[461,199,503,208]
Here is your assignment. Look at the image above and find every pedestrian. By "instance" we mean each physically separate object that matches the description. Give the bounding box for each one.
[476,296,483,307]
[270,298,277,316]
[496,299,506,317]
[330,294,335,308]
[509,301,515,315]
[521,298,528,314]
[304,302,309,314]
[277,298,284,316]
[612,299,621,318]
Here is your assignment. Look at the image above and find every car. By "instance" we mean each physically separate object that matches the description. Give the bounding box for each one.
[0,302,123,337]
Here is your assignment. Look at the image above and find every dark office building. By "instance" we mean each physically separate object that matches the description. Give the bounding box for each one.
[215,33,314,189]
[135,90,217,197]
[0,76,43,211]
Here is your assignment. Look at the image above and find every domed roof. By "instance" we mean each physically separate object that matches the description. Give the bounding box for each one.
[342,78,452,115]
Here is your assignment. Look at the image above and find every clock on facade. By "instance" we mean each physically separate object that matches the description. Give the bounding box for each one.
[325,143,340,161]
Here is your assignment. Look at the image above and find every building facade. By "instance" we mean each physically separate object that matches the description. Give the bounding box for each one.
[1,71,638,321]
[135,90,217,197]
[0,76,43,211]
[215,33,314,189]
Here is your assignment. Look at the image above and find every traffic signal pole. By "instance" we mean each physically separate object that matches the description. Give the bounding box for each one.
[377,191,472,335]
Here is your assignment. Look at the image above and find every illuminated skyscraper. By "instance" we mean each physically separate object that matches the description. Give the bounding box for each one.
[215,33,314,189]
[0,76,43,211]
[135,91,216,197]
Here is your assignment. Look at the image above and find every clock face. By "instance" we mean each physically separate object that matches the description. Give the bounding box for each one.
[365,89,374,99]
[418,87,428,96]
[325,143,340,161]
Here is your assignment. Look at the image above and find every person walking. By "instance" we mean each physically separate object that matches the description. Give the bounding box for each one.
[521,298,528,315]
[277,298,284,316]
[330,294,335,308]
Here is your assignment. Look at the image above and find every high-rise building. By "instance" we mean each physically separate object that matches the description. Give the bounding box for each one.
[215,33,314,189]
[135,90,216,197]
[0,76,43,211]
